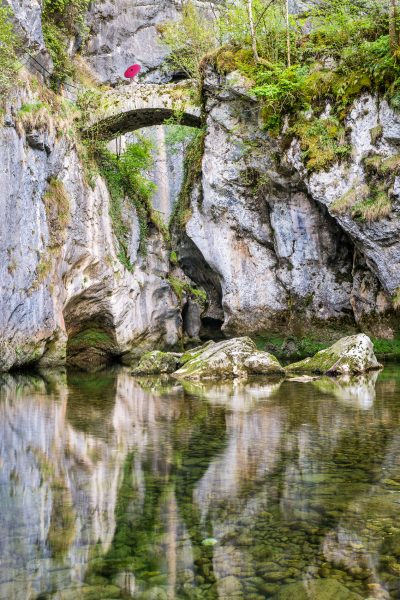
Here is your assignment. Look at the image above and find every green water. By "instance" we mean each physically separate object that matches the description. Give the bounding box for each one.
[1,366,400,599]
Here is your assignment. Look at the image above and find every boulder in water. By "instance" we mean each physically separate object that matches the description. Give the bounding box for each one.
[286,334,382,375]
[173,337,284,380]
[132,351,182,375]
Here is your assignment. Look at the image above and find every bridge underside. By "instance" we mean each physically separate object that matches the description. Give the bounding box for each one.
[87,108,202,140]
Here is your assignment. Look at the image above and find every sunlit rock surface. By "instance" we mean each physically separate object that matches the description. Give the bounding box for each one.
[186,66,356,336]
[183,66,398,339]
[286,334,382,375]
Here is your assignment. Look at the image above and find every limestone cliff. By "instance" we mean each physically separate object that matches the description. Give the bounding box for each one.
[179,65,399,340]
[0,80,182,371]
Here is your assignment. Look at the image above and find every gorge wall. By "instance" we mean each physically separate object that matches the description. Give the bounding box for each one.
[182,65,399,338]
[0,0,399,372]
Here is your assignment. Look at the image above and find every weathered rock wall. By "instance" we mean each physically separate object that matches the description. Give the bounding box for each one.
[0,81,182,371]
[84,0,219,85]
[181,67,398,338]
[288,94,400,301]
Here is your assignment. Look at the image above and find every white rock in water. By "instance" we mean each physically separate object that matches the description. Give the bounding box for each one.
[173,337,284,380]
[286,334,382,375]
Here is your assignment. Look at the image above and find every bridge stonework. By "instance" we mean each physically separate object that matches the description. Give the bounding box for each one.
[85,80,202,139]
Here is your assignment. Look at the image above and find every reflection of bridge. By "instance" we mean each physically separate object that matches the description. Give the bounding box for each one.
[84,80,202,140]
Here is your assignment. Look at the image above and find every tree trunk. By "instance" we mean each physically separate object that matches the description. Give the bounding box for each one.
[247,0,259,63]
[286,0,291,67]
[390,0,399,54]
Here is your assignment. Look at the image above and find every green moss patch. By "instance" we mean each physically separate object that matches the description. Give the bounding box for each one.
[132,350,181,375]
[168,275,207,307]
[291,116,351,172]
[331,183,369,215]
[68,328,115,351]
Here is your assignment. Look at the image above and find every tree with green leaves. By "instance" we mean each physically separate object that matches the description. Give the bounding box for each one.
[158,1,219,79]
[389,0,400,54]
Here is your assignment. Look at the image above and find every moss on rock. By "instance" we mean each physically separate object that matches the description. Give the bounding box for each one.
[131,351,182,375]
[174,337,284,381]
[286,334,382,375]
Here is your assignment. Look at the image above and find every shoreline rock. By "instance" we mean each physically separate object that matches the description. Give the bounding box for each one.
[172,337,284,381]
[286,334,382,375]
[131,351,182,375]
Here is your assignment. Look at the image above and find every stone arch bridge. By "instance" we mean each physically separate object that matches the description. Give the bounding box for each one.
[84,80,202,140]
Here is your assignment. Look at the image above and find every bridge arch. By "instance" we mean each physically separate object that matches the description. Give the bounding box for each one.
[84,80,202,140]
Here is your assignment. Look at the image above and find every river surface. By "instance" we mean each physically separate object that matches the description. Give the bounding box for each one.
[1,365,400,599]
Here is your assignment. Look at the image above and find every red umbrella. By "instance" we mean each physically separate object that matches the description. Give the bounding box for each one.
[124,64,141,79]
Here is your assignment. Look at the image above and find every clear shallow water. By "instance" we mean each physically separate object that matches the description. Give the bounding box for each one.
[1,366,400,599]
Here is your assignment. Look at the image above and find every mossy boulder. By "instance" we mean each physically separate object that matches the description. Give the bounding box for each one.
[274,579,362,600]
[132,351,182,375]
[173,337,284,380]
[180,340,215,365]
[286,334,382,375]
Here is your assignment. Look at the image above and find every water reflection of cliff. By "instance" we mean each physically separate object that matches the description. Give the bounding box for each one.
[0,367,399,599]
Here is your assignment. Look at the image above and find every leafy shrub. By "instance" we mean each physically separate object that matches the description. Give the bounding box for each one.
[168,275,207,305]
[95,139,157,267]
[42,0,90,87]
[159,1,218,79]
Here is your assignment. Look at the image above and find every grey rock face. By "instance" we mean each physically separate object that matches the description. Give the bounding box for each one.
[0,84,181,371]
[84,0,217,85]
[5,0,52,74]
[180,67,399,338]
[185,67,356,336]
[288,94,400,300]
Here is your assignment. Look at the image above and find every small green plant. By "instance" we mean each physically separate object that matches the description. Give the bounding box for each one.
[17,102,51,131]
[42,0,91,87]
[0,6,20,99]
[168,275,207,306]
[351,189,392,221]
[292,116,351,172]
[331,183,370,215]
[170,129,205,229]
[253,64,309,132]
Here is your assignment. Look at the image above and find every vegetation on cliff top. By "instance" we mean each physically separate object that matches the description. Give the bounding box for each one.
[162,0,400,172]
